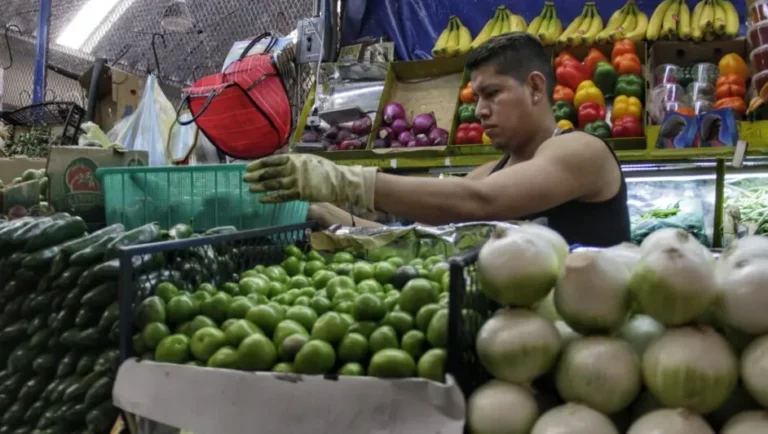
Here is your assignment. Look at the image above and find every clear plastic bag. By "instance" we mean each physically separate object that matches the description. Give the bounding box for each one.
[107,74,173,166]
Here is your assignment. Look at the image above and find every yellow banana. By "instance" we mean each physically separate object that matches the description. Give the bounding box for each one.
[678,0,692,39]
[471,10,500,48]
[500,7,511,33]
[432,18,452,57]
[661,0,681,39]
[582,5,604,45]
[713,0,727,34]
[445,18,461,56]
[544,4,563,45]
[720,0,739,37]
[598,3,629,43]
[569,5,592,46]
[455,17,472,54]
[527,7,545,37]
[701,0,715,31]
[646,0,673,40]
[624,4,649,42]
[491,8,505,37]
[691,0,705,41]
[559,5,588,45]
[538,6,553,42]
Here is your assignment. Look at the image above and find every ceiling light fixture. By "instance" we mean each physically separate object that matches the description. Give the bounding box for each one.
[56,0,123,49]
[161,0,195,33]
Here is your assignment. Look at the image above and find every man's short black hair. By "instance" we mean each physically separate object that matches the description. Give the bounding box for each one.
[466,32,555,102]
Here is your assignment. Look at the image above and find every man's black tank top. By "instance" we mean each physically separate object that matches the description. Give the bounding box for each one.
[489,137,631,247]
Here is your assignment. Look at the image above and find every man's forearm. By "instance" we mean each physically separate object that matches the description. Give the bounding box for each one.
[311,202,383,228]
[373,173,490,225]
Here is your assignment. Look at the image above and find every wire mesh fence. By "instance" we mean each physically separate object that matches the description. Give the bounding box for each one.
[1,0,317,125]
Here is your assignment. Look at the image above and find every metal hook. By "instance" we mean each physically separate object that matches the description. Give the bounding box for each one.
[1,25,20,70]
[151,33,166,77]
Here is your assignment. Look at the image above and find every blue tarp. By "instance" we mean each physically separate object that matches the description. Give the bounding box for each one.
[341,0,747,61]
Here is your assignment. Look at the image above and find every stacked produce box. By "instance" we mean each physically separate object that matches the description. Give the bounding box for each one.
[0,218,172,434]
[461,225,768,433]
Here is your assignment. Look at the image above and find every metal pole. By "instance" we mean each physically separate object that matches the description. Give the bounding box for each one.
[85,58,106,122]
[32,0,52,104]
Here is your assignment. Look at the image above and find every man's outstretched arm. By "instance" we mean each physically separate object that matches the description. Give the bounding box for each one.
[372,133,611,225]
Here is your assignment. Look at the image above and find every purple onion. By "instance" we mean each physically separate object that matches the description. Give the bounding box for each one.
[390,141,404,148]
[406,140,418,148]
[372,139,388,149]
[414,134,430,147]
[383,102,406,125]
[323,126,339,141]
[428,127,449,145]
[378,126,394,142]
[432,135,448,146]
[301,130,321,142]
[352,116,372,135]
[412,112,436,135]
[398,131,414,144]
[339,139,361,150]
[336,129,355,144]
[391,118,410,135]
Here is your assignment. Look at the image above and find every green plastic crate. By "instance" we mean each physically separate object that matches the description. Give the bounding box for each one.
[95,164,309,231]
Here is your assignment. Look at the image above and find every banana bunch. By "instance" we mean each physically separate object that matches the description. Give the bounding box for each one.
[557,2,604,47]
[528,2,563,46]
[691,0,740,41]
[595,0,649,43]
[471,6,528,48]
[646,0,691,40]
[432,16,473,58]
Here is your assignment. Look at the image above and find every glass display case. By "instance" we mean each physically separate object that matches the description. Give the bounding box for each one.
[723,157,768,245]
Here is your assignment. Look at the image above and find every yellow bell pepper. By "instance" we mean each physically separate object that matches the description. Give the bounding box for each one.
[557,119,574,130]
[482,132,492,145]
[573,80,605,108]
[612,95,642,120]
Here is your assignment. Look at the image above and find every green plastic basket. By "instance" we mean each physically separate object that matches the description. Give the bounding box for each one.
[96,164,309,231]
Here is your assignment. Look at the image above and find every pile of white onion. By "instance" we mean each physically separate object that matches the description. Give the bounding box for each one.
[467,226,768,434]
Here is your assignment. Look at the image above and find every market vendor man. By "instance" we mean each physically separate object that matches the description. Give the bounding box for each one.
[244,32,631,247]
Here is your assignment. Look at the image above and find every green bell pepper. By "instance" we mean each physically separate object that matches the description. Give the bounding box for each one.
[584,120,611,139]
[614,74,644,100]
[552,100,577,124]
[458,103,477,123]
[593,61,617,96]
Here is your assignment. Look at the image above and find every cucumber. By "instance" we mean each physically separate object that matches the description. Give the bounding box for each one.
[8,217,56,246]
[80,282,118,308]
[61,224,125,257]
[56,352,80,378]
[0,218,34,244]
[85,401,116,433]
[53,266,87,292]
[49,252,68,277]
[63,372,100,402]
[79,254,164,290]
[93,349,119,376]
[97,302,119,333]
[75,307,100,329]
[69,233,121,267]
[84,377,112,407]
[76,354,98,376]
[104,223,162,259]
[24,216,87,252]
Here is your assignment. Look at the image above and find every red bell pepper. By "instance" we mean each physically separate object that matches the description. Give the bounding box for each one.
[611,115,643,137]
[554,51,578,70]
[556,60,589,92]
[456,122,484,144]
[577,102,606,128]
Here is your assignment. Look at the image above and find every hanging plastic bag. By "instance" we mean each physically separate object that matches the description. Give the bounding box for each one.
[107,74,173,166]
[166,110,199,163]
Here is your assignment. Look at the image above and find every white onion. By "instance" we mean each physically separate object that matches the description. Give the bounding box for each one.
[555,336,641,414]
[603,242,642,272]
[554,321,581,346]
[531,403,619,434]
[476,309,561,384]
[554,251,631,334]
[533,291,561,322]
[478,228,560,307]
[718,235,768,268]
[716,256,768,335]
[627,409,714,434]
[518,223,569,267]
[618,314,665,357]
[741,335,768,408]
[629,230,716,326]
[467,380,538,434]
[721,411,768,434]
[642,326,738,413]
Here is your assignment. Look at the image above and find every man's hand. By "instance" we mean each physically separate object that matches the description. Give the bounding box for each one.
[243,154,379,210]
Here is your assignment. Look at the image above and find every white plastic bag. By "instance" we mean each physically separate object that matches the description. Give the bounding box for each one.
[107,74,173,166]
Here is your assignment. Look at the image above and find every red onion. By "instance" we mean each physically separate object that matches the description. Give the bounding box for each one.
[406,140,418,148]
[383,102,406,125]
[398,131,414,144]
[336,129,355,144]
[372,139,388,149]
[339,139,361,150]
[301,130,321,142]
[391,119,409,135]
[428,127,449,145]
[352,116,372,135]
[412,112,436,135]
[378,126,394,142]
[414,134,431,147]
[390,141,404,148]
[323,126,339,141]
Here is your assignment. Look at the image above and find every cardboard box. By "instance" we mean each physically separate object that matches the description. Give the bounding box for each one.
[46,146,147,228]
[0,180,40,218]
[114,360,466,434]
[0,156,47,184]
[79,65,144,132]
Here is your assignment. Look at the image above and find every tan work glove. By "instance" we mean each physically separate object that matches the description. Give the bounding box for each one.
[243,154,379,211]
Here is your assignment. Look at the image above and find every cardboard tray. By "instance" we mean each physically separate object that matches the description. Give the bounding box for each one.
[114,359,466,434]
